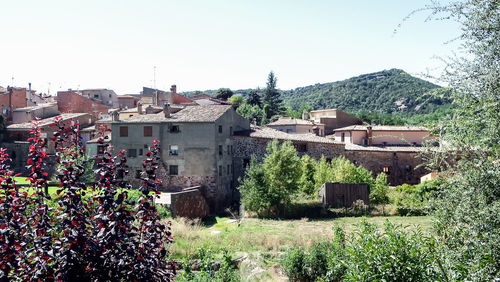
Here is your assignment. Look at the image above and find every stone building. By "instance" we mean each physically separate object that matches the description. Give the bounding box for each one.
[267,117,326,136]
[331,125,431,146]
[233,126,429,186]
[141,86,194,107]
[80,89,119,108]
[309,109,362,135]
[110,104,250,212]
[1,113,95,173]
[12,103,59,124]
[0,86,48,121]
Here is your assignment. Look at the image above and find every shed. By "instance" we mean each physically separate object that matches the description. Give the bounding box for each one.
[319,182,370,208]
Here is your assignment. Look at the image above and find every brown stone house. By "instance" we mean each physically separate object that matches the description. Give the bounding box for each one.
[309,109,362,135]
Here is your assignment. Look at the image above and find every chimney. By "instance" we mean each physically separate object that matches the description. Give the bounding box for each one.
[111,110,120,121]
[28,82,31,91]
[170,84,177,94]
[164,103,171,118]
[366,126,373,146]
[302,109,308,120]
[137,102,143,114]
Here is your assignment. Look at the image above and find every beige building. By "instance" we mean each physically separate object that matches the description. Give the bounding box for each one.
[332,125,431,146]
[267,117,326,136]
[309,109,362,135]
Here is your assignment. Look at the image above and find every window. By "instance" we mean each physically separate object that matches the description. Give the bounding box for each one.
[94,94,99,99]
[219,165,222,176]
[109,94,112,98]
[170,125,180,133]
[219,145,223,156]
[227,165,230,175]
[139,149,143,156]
[97,145,107,154]
[128,149,137,158]
[144,126,152,137]
[230,145,233,154]
[230,126,233,136]
[218,125,223,133]
[169,165,178,176]
[383,166,391,173]
[243,158,250,168]
[144,144,149,149]
[227,145,230,155]
[341,132,345,142]
[286,129,292,133]
[120,126,128,137]
[169,145,179,155]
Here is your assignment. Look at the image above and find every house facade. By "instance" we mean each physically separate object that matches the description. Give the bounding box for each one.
[110,104,250,212]
[309,109,363,135]
[331,125,431,146]
[267,117,326,136]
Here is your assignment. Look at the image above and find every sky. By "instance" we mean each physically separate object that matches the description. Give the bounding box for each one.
[0,0,462,95]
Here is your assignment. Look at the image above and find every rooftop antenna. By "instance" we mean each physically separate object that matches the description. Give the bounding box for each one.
[153,66,156,90]
[48,82,51,96]
[11,76,14,86]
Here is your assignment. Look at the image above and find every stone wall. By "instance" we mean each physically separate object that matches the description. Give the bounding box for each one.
[232,135,429,186]
[169,188,210,219]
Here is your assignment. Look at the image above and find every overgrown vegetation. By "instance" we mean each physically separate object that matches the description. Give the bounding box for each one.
[238,140,377,217]
[282,221,443,281]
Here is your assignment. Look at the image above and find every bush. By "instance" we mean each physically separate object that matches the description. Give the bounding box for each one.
[282,221,444,281]
[0,119,175,280]
[177,248,239,282]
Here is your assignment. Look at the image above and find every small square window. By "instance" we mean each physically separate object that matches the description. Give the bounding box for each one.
[120,126,128,137]
[169,165,178,176]
[218,125,222,133]
[144,126,153,137]
[128,149,137,158]
[170,125,180,133]
[169,145,179,155]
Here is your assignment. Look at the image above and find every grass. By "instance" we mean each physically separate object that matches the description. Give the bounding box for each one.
[168,215,433,280]
[167,215,433,260]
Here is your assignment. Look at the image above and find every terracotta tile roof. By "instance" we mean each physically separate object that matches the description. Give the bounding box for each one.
[116,105,233,123]
[334,125,429,132]
[237,126,340,144]
[344,143,426,152]
[6,113,90,129]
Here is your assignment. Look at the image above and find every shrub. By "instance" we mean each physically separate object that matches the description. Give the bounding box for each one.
[0,118,175,280]
[282,221,443,281]
[177,248,239,282]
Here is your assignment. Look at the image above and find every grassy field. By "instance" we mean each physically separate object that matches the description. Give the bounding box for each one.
[168,215,433,258]
[168,216,433,280]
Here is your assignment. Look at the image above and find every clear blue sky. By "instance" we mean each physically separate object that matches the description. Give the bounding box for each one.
[0,0,461,94]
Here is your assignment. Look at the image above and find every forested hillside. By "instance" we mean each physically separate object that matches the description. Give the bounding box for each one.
[282,69,450,114]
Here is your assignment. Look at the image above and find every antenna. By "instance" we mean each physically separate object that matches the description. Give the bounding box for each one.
[153,66,156,89]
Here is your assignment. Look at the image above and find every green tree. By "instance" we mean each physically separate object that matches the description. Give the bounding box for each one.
[262,71,284,119]
[227,94,244,109]
[313,156,334,190]
[298,155,317,197]
[236,103,265,125]
[215,88,233,100]
[247,88,262,107]
[418,1,500,280]
[262,140,302,211]
[238,140,302,216]
[238,158,271,216]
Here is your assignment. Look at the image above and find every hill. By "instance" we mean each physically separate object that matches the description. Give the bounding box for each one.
[282,69,450,114]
